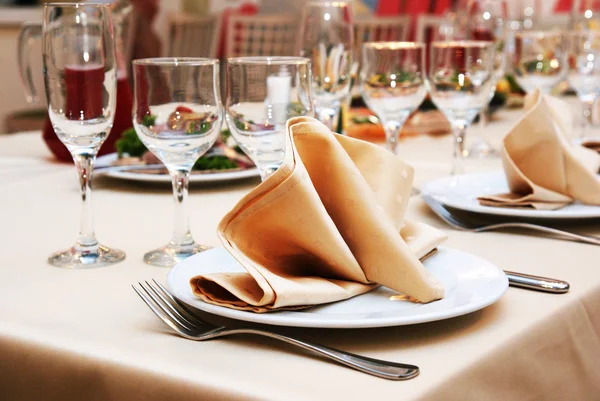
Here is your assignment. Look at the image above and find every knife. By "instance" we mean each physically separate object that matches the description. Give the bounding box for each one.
[94,164,166,174]
[421,250,569,294]
[504,270,570,293]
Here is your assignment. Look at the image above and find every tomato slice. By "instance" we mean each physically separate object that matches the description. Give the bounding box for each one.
[175,105,193,113]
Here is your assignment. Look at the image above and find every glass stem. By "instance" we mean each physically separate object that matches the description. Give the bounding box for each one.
[479,103,489,128]
[259,167,277,182]
[581,99,594,140]
[317,107,340,132]
[452,122,467,175]
[73,152,98,249]
[170,168,194,247]
[384,120,403,155]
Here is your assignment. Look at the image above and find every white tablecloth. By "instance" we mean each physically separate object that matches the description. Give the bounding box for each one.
[1,111,600,400]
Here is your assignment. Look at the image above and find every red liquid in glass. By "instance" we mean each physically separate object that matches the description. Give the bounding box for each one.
[43,67,133,162]
[472,28,495,41]
[65,64,104,120]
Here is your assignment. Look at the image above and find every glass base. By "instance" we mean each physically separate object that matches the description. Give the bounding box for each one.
[143,241,210,267]
[48,244,125,269]
[467,138,498,159]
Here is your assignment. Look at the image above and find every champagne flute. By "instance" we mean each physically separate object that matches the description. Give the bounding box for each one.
[132,58,223,267]
[299,1,353,131]
[42,3,125,268]
[512,31,566,94]
[226,57,313,181]
[359,42,426,154]
[427,41,496,174]
[566,31,600,140]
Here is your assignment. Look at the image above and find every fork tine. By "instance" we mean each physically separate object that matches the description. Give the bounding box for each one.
[132,284,191,335]
[152,279,208,327]
[138,282,196,333]
[422,195,467,230]
[145,280,203,330]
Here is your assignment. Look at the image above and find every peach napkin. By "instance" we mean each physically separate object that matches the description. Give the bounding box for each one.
[190,117,446,313]
[478,90,600,210]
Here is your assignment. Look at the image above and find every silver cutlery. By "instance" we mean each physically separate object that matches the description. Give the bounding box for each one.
[95,163,166,174]
[504,270,569,293]
[133,280,420,381]
[422,194,600,246]
[422,195,573,293]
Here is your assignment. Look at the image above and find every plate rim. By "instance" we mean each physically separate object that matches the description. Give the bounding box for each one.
[166,246,508,329]
[421,171,600,220]
[95,153,260,183]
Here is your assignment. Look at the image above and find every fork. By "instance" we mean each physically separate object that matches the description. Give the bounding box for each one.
[133,280,420,381]
[422,194,600,246]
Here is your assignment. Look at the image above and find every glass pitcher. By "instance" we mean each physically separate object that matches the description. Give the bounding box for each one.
[18,1,135,162]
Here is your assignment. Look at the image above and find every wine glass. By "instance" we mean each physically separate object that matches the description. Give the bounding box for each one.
[359,42,426,154]
[42,3,125,268]
[427,41,496,174]
[506,0,540,31]
[566,31,600,140]
[466,0,508,158]
[132,58,223,267]
[299,1,353,131]
[571,0,600,31]
[436,11,469,41]
[226,57,313,181]
[512,31,566,94]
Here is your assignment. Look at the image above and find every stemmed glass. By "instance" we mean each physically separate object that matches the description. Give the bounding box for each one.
[512,31,566,94]
[132,58,223,267]
[566,31,600,140]
[41,3,125,268]
[226,57,313,181]
[571,0,600,31]
[299,1,353,131]
[466,0,507,158]
[427,41,496,174]
[359,42,427,155]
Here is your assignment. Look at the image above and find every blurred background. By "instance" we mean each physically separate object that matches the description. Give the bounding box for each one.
[0,0,573,134]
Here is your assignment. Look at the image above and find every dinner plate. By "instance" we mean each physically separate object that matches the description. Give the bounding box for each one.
[166,246,508,329]
[421,171,600,220]
[95,153,260,183]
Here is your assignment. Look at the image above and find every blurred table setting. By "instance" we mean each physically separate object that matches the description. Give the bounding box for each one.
[1,0,600,400]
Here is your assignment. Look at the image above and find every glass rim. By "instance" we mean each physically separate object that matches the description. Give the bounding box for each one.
[564,30,600,36]
[306,1,350,6]
[44,2,111,7]
[514,30,564,39]
[227,56,311,66]
[363,41,424,50]
[133,57,219,66]
[431,40,494,48]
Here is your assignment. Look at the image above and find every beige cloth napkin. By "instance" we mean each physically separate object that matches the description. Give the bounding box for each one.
[190,117,446,313]
[478,90,600,210]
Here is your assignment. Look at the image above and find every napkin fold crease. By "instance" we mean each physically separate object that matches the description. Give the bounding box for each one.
[190,117,446,312]
[478,90,600,210]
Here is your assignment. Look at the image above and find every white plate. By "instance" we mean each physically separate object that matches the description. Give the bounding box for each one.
[166,246,508,329]
[421,171,600,220]
[96,153,260,183]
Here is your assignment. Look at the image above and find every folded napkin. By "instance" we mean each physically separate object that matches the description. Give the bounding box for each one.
[478,90,600,210]
[190,117,446,313]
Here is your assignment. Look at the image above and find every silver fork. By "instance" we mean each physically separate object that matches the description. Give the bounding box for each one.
[133,279,419,381]
[422,195,600,246]
[422,195,572,294]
